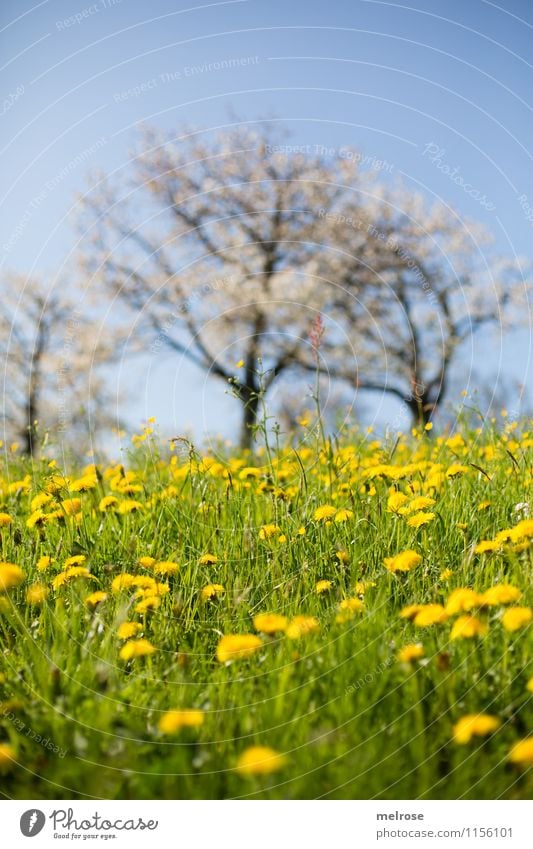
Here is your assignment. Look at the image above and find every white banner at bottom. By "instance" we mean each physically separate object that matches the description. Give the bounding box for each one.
[1,800,531,848]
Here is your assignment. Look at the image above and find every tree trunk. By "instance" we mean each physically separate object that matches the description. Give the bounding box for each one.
[408,392,435,428]
[239,391,259,451]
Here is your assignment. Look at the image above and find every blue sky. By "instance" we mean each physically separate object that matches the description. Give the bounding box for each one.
[1,0,532,442]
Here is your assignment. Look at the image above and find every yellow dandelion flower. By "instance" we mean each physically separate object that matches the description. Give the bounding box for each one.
[235,746,287,776]
[440,568,453,580]
[199,553,218,565]
[152,560,179,576]
[25,584,49,605]
[52,566,92,589]
[99,495,119,512]
[407,511,436,528]
[477,500,491,511]
[64,555,86,568]
[334,508,354,523]
[0,562,25,591]
[158,709,204,734]
[453,714,500,744]
[413,605,449,627]
[118,499,144,514]
[111,574,137,593]
[336,550,349,563]
[201,583,225,601]
[501,607,532,632]
[313,504,336,521]
[285,616,320,639]
[117,621,142,640]
[60,498,82,516]
[216,634,262,663]
[135,596,161,614]
[252,613,288,634]
[315,579,333,594]
[119,638,156,661]
[0,513,13,527]
[384,550,422,573]
[36,556,54,573]
[400,604,423,621]
[259,524,281,540]
[480,584,521,606]
[445,588,482,615]
[85,591,108,607]
[397,644,425,663]
[508,738,533,765]
[0,743,15,772]
[387,491,409,513]
[474,540,500,554]
[406,496,436,513]
[450,615,488,640]
[446,464,469,478]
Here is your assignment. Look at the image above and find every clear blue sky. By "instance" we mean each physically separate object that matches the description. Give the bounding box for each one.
[1,0,532,442]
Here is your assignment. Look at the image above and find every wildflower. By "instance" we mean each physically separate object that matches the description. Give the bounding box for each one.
[26,510,47,529]
[99,495,119,512]
[446,464,469,478]
[336,550,349,563]
[201,583,225,601]
[480,584,521,606]
[36,556,54,573]
[397,644,424,663]
[334,508,354,523]
[339,598,364,614]
[158,710,204,734]
[477,500,491,511]
[0,743,15,772]
[216,634,262,662]
[235,359,244,369]
[253,613,288,634]
[400,604,423,621]
[450,616,488,640]
[0,513,13,527]
[152,560,179,576]
[440,568,453,580]
[135,596,161,614]
[199,553,218,565]
[474,540,500,554]
[384,550,422,573]
[313,504,336,521]
[407,511,436,528]
[139,556,157,568]
[31,492,52,511]
[25,584,49,605]
[85,591,108,607]
[445,588,482,615]
[60,498,82,516]
[236,746,287,776]
[111,574,137,593]
[117,622,142,640]
[501,607,532,632]
[285,616,320,639]
[508,738,533,765]
[413,605,449,627]
[297,526,306,536]
[118,499,144,514]
[406,496,436,513]
[64,555,86,568]
[453,714,501,744]
[387,492,409,513]
[315,579,333,594]
[0,563,25,591]
[52,566,92,589]
[119,638,156,661]
[259,524,281,540]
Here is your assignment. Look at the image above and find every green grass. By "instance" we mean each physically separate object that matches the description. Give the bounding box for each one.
[0,421,531,799]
